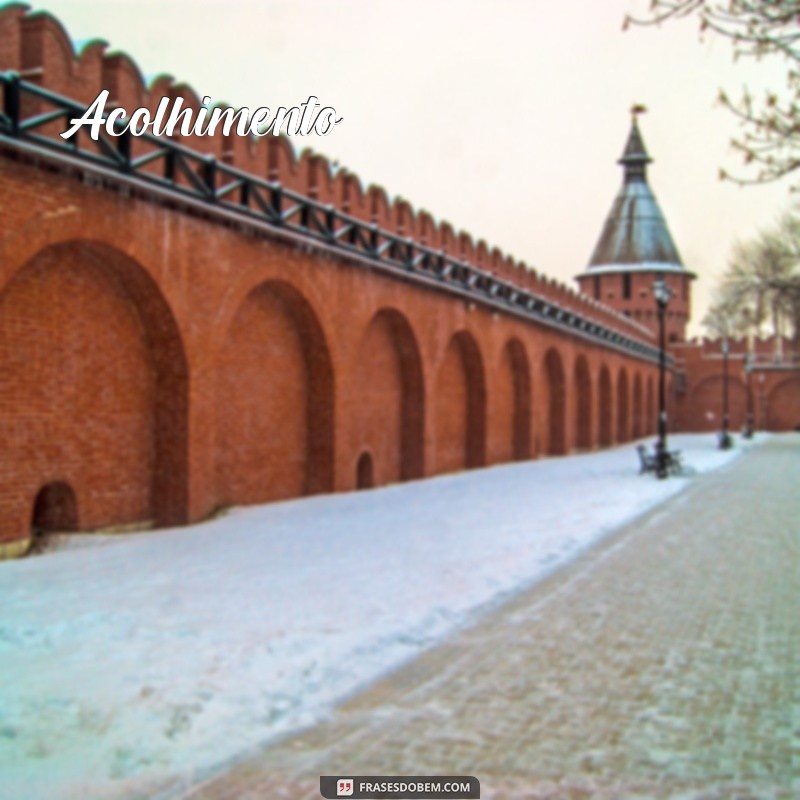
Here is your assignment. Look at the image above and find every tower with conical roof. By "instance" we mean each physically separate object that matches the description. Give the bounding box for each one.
[577,108,694,343]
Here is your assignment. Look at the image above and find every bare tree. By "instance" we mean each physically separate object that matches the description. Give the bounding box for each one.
[768,211,800,341]
[625,1,800,188]
[702,287,752,338]
[704,210,800,356]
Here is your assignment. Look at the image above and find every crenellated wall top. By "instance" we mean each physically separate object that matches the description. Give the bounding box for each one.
[0,3,653,342]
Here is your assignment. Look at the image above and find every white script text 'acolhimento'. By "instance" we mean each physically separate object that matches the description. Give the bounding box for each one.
[60,91,342,141]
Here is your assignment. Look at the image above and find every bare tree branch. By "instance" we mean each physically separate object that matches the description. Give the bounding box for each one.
[626,1,800,189]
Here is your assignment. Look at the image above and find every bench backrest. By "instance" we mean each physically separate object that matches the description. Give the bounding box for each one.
[636,444,656,470]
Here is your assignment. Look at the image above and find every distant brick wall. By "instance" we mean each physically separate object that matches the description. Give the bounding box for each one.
[674,338,800,433]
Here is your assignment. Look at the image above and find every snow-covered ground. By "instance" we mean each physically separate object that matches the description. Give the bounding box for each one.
[0,434,751,800]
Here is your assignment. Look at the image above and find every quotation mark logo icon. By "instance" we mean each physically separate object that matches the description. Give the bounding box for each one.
[337,778,354,796]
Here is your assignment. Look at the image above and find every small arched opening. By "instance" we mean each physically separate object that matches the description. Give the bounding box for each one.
[31,481,78,546]
[356,452,375,490]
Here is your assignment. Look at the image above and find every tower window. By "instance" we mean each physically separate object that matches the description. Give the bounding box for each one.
[593,276,600,299]
[622,272,632,300]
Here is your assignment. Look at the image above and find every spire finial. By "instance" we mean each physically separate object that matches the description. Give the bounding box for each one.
[619,107,652,179]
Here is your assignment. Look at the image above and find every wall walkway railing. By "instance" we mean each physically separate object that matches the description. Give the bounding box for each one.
[0,72,665,364]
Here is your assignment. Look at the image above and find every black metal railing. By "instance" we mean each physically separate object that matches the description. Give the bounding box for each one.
[0,72,664,363]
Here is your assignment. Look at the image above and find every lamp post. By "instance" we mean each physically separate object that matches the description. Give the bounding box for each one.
[719,336,733,449]
[653,278,672,478]
[743,353,754,439]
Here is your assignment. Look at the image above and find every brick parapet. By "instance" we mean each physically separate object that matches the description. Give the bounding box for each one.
[0,3,653,345]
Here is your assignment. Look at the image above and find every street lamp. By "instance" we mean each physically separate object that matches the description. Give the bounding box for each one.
[743,352,754,439]
[652,278,672,478]
[719,336,733,449]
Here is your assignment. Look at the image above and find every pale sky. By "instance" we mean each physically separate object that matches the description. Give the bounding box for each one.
[33,0,792,337]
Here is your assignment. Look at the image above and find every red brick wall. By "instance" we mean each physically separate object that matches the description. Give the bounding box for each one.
[767,376,800,430]
[12,5,781,555]
[674,338,799,433]
[0,151,666,549]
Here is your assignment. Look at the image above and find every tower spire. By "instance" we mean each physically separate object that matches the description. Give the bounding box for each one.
[576,108,695,343]
[619,104,651,182]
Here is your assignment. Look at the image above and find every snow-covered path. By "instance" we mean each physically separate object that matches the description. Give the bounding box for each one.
[0,435,744,799]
